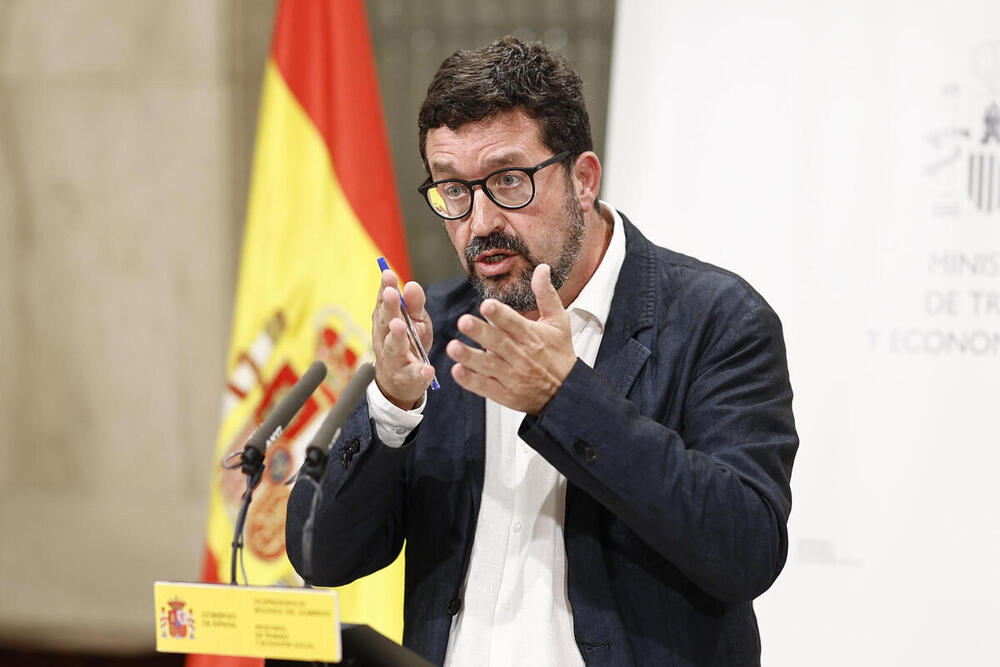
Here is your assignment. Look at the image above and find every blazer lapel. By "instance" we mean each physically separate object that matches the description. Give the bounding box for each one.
[593,215,655,399]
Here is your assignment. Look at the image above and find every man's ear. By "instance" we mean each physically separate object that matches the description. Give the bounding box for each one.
[572,151,602,213]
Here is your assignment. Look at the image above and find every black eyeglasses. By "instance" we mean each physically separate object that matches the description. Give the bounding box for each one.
[418,151,571,220]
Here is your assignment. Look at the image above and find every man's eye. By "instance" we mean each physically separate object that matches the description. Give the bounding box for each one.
[444,184,466,199]
[498,172,522,187]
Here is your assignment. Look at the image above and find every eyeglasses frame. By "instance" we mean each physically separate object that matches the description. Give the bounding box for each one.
[417,150,572,220]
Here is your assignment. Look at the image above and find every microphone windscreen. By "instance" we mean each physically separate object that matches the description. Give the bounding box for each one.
[244,360,327,455]
[308,362,376,455]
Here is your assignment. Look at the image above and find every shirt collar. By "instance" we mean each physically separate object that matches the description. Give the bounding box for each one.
[566,201,626,331]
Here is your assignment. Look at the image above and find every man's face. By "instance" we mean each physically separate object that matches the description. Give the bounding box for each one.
[423,111,585,312]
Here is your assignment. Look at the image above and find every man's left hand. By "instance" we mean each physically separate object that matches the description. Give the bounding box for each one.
[446,263,577,415]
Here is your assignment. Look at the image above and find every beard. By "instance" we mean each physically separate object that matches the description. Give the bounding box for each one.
[463,187,586,312]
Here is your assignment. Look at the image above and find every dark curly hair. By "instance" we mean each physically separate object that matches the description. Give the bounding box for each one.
[418,36,593,172]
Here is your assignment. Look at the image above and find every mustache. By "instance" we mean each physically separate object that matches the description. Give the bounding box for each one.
[464,231,531,265]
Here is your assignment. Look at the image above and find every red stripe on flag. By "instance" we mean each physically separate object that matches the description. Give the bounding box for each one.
[199,543,221,583]
[184,653,264,667]
[270,0,412,281]
[186,654,262,667]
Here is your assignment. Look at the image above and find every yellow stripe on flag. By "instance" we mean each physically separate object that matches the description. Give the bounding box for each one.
[229,60,383,361]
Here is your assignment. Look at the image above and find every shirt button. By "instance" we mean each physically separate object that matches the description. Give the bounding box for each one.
[447,597,462,616]
[394,427,407,435]
[513,521,522,533]
[502,602,511,613]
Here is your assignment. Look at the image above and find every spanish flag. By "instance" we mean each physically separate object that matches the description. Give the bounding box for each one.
[189,1,407,664]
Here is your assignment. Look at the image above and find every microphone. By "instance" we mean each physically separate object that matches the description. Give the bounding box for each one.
[241,360,327,474]
[301,362,375,480]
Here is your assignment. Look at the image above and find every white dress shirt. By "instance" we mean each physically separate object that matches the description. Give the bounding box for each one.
[368,204,627,666]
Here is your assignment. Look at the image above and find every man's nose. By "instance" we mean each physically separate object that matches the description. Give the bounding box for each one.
[467,186,505,237]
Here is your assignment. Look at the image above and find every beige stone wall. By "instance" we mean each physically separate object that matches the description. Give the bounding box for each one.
[0,0,276,651]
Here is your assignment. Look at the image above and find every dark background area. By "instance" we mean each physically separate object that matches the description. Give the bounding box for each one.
[367,0,616,284]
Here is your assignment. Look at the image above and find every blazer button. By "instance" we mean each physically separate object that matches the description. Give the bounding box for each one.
[447,597,462,616]
[574,439,599,463]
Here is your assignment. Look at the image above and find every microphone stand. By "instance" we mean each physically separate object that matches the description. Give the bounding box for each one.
[229,447,266,585]
[294,362,375,588]
[221,360,329,586]
[297,449,328,588]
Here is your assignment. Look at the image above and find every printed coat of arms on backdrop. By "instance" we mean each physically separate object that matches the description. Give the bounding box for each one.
[926,41,1000,217]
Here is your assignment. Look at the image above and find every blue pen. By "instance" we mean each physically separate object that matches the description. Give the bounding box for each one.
[377,257,440,391]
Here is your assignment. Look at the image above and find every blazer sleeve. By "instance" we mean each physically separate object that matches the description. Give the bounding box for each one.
[519,295,797,604]
[285,394,411,587]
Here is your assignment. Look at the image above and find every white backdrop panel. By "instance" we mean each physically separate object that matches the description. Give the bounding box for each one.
[606,2,1000,664]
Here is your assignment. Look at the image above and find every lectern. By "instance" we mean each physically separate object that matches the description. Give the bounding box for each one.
[266,624,432,666]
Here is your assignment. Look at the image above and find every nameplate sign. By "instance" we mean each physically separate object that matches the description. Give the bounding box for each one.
[154,581,340,662]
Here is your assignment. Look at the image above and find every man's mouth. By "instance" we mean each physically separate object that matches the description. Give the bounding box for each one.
[474,250,519,277]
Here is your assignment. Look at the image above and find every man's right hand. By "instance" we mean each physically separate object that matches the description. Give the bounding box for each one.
[372,268,435,410]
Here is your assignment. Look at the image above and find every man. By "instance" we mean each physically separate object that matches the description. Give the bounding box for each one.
[287,37,797,666]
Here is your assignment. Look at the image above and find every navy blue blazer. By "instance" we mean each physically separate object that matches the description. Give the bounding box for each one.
[287,215,798,666]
